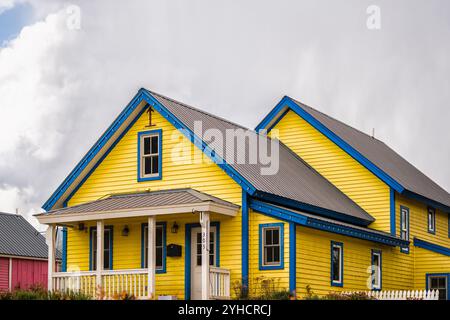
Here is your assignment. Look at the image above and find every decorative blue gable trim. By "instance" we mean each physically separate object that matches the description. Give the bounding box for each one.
[258,223,284,271]
[43,89,257,211]
[414,238,450,257]
[390,188,396,236]
[137,129,163,182]
[241,190,249,292]
[249,199,409,248]
[255,96,405,193]
[140,222,167,273]
[289,222,296,296]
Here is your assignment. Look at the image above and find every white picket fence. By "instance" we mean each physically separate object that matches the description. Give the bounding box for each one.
[343,290,439,300]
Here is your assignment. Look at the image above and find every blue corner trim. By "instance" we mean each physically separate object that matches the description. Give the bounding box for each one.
[137,129,163,182]
[259,223,284,271]
[330,241,343,287]
[371,249,382,291]
[255,96,405,193]
[289,222,296,296]
[253,191,373,227]
[43,89,257,211]
[140,222,167,273]
[184,221,220,300]
[414,238,450,257]
[249,199,409,247]
[426,273,450,300]
[89,225,113,271]
[427,207,436,235]
[62,227,67,272]
[390,188,396,236]
[241,190,249,290]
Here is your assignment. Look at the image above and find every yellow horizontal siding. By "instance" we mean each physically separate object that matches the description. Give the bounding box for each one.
[272,110,391,233]
[414,247,450,290]
[295,226,414,298]
[66,108,243,299]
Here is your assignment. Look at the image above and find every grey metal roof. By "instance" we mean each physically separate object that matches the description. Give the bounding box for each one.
[0,212,49,259]
[42,188,240,216]
[147,90,374,224]
[290,98,450,209]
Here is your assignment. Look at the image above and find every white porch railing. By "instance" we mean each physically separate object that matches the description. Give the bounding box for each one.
[343,290,440,300]
[52,269,149,299]
[209,266,231,300]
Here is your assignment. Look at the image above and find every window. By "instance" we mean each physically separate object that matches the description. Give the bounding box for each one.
[142,223,166,272]
[371,250,382,290]
[331,241,343,286]
[138,130,162,181]
[90,226,113,270]
[428,207,436,234]
[195,231,215,266]
[259,223,284,270]
[400,206,410,253]
[427,275,449,300]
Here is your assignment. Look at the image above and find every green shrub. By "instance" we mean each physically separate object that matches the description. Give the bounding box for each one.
[0,285,92,300]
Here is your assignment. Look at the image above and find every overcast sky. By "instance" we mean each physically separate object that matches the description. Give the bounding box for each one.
[0,0,449,230]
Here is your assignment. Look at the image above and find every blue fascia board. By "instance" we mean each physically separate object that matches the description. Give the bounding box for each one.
[403,190,450,214]
[255,96,405,193]
[43,89,257,211]
[250,199,408,248]
[253,190,373,227]
[414,238,450,257]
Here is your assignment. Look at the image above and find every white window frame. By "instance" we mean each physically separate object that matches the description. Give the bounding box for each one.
[262,226,282,267]
[371,251,382,290]
[331,241,343,286]
[143,224,164,271]
[428,207,436,234]
[400,207,409,241]
[139,132,160,179]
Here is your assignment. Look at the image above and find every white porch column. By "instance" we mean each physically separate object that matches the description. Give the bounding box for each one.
[96,220,104,288]
[200,212,210,300]
[147,216,156,299]
[46,224,55,291]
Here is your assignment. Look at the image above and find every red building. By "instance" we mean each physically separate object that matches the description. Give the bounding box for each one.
[0,212,59,291]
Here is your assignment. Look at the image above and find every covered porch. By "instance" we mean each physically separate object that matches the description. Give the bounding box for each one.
[36,189,239,300]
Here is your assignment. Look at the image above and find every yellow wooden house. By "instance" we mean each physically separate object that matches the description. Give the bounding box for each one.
[36,89,450,300]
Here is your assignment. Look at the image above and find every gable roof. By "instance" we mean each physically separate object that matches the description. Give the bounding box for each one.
[42,88,374,226]
[0,212,49,259]
[256,96,450,212]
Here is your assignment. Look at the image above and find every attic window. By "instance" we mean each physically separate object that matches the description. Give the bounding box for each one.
[138,130,162,181]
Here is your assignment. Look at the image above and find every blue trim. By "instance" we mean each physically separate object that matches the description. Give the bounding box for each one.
[390,188,396,236]
[448,214,450,239]
[61,227,67,272]
[402,190,450,214]
[44,89,257,211]
[399,205,410,254]
[137,129,163,182]
[258,223,285,271]
[427,206,436,235]
[255,96,405,193]
[330,241,343,287]
[140,222,167,273]
[89,225,113,271]
[249,199,408,247]
[253,191,373,227]
[184,221,220,300]
[414,238,450,257]
[426,273,450,300]
[241,190,249,290]
[289,222,296,296]
[371,249,382,291]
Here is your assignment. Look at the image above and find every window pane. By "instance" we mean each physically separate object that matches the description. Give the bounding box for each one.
[431,277,438,288]
[104,230,110,248]
[144,137,151,155]
[332,247,340,281]
[156,227,162,246]
[273,246,280,262]
[265,229,273,245]
[197,255,202,266]
[151,136,158,154]
[104,251,110,269]
[144,157,152,175]
[152,156,159,174]
[156,247,163,268]
[209,254,214,266]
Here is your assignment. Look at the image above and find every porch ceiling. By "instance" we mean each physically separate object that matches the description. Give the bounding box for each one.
[35,188,240,224]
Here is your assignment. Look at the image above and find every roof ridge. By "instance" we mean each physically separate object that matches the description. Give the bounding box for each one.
[145,89,249,130]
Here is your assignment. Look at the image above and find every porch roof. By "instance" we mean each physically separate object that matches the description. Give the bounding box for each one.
[35,188,240,224]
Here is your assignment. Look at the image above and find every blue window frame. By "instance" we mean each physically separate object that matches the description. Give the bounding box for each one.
[137,129,162,182]
[400,206,410,253]
[426,273,450,300]
[427,207,436,234]
[141,222,166,273]
[330,241,343,287]
[371,250,382,290]
[259,223,284,270]
[89,226,113,270]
